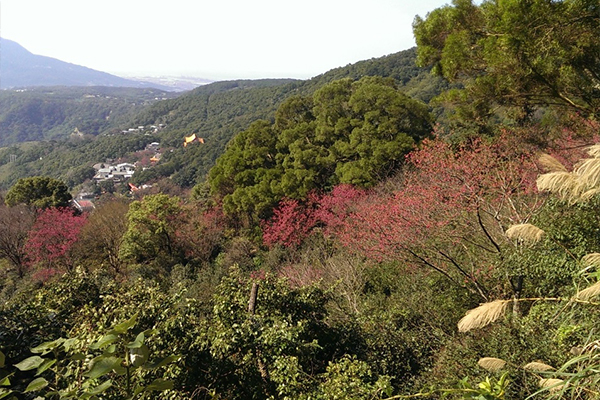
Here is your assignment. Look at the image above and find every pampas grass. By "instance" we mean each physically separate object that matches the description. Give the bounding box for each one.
[578,188,600,202]
[538,153,567,172]
[587,144,600,158]
[505,223,545,244]
[457,300,510,332]
[539,378,565,392]
[478,357,507,372]
[536,171,581,201]
[582,253,600,267]
[523,361,555,371]
[574,281,600,301]
[574,158,600,189]
[536,144,600,203]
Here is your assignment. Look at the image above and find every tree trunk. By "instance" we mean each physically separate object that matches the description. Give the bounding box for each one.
[248,283,271,394]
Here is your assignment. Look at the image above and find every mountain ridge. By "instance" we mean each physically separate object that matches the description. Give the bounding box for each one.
[0,38,173,91]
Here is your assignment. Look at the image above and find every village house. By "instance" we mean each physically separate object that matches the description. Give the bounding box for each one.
[93,163,136,182]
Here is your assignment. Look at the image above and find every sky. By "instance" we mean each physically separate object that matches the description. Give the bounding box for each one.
[0,0,451,81]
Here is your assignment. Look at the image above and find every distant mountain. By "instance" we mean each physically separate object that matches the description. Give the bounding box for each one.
[0,47,450,190]
[125,76,214,92]
[0,38,172,90]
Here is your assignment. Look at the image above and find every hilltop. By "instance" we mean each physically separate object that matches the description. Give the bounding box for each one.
[0,38,172,90]
[0,47,446,189]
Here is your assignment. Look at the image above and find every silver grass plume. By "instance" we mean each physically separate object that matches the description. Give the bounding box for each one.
[523,361,555,371]
[478,357,507,372]
[539,378,565,392]
[574,281,600,301]
[578,188,600,202]
[574,158,600,189]
[582,253,600,267]
[505,223,545,244]
[536,171,582,201]
[587,144,600,158]
[538,153,567,172]
[457,300,510,332]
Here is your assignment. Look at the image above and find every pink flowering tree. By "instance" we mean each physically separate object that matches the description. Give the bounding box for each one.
[262,185,368,249]
[24,207,87,278]
[325,132,544,299]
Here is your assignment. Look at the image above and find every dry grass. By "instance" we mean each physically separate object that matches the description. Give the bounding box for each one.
[505,223,545,244]
[523,361,555,371]
[536,171,581,201]
[578,188,600,202]
[478,357,506,372]
[457,300,510,332]
[536,146,600,204]
[582,253,600,267]
[574,158,600,189]
[574,281,600,301]
[587,144,600,158]
[538,153,567,172]
[539,378,565,392]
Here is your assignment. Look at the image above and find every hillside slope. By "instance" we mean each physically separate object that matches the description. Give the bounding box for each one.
[0,48,447,189]
[0,86,176,146]
[129,48,447,187]
[0,38,171,90]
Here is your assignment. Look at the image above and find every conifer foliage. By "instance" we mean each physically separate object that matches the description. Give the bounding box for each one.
[210,76,432,223]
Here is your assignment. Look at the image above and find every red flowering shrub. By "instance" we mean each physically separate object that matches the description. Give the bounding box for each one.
[262,196,320,248]
[24,207,87,276]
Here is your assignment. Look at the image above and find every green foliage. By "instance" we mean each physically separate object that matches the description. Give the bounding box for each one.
[5,176,71,208]
[0,49,445,190]
[413,0,600,126]
[201,268,393,400]
[313,356,392,400]
[455,373,510,400]
[210,76,432,222]
[0,87,175,146]
[119,194,183,266]
[124,49,442,188]
[0,314,177,399]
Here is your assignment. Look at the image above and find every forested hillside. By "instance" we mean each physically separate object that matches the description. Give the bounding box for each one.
[0,48,444,190]
[0,87,175,145]
[1,0,599,399]
[128,48,445,187]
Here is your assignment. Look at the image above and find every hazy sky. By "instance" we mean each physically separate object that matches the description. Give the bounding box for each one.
[1,0,451,80]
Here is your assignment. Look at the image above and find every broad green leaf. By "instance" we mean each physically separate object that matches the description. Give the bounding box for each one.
[108,314,137,334]
[58,388,77,398]
[143,355,179,370]
[24,377,48,392]
[36,359,56,376]
[142,328,158,337]
[63,338,79,352]
[102,345,117,355]
[14,356,45,371]
[0,374,11,387]
[0,389,14,400]
[133,385,145,397]
[85,356,122,379]
[129,345,149,367]
[0,351,4,368]
[126,332,145,349]
[90,334,117,350]
[30,338,65,355]
[69,352,86,361]
[88,380,112,395]
[144,378,173,391]
[113,363,126,376]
